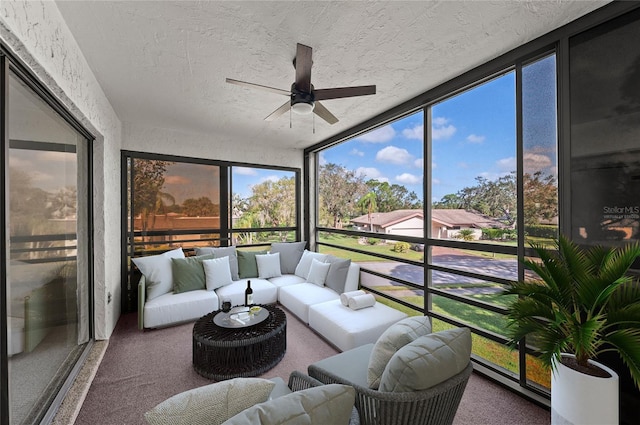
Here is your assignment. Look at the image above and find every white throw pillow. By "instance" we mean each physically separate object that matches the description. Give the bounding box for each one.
[145,377,275,425]
[307,259,331,286]
[256,252,282,279]
[132,247,184,300]
[203,256,233,290]
[294,250,327,278]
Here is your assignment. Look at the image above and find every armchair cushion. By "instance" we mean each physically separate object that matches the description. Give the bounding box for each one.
[222,384,355,425]
[379,327,471,392]
[367,315,432,389]
[144,377,274,425]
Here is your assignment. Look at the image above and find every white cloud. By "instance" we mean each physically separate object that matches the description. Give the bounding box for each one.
[356,167,388,183]
[234,166,258,176]
[318,152,327,166]
[402,124,423,141]
[467,134,485,144]
[350,148,365,157]
[496,157,516,172]
[259,175,280,184]
[395,173,422,185]
[375,145,414,165]
[433,178,441,185]
[432,117,456,140]
[356,125,396,143]
[457,162,469,169]
[523,153,552,171]
[414,158,424,169]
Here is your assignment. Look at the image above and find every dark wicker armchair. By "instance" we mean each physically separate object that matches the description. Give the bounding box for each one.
[308,344,472,425]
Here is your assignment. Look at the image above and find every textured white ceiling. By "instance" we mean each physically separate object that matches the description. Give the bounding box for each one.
[55,1,608,150]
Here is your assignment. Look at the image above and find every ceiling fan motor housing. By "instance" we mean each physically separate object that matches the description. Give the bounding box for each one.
[290,83,315,114]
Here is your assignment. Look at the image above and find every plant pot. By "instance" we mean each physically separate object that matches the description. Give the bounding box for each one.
[551,353,619,425]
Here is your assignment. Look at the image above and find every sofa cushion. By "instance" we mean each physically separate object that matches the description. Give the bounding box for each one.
[379,327,472,392]
[144,377,274,425]
[222,384,355,425]
[307,259,331,286]
[294,250,327,279]
[324,256,352,294]
[171,254,214,294]
[367,315,432,389]
[278,283,340,323]
[256,253,282,279]
[308,299,408,352]
[133,247,184,300]
[215,278,277,308]
[270,241,306,274]
[237,250,267,279]
[268,274,307,295]
[143,289,219,328]
[196,246,239,281]
[203,257,233,291]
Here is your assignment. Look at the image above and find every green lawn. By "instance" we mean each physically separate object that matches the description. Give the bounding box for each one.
[318,233,424,262]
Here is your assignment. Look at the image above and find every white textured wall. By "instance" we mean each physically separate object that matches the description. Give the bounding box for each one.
[122,121,303,168]
[0,1,122,339]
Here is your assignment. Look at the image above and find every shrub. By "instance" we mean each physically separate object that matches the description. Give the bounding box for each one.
[455,229,476,241]
[393,241,411,253]
[367,237,380,245]
[524,224,557,239]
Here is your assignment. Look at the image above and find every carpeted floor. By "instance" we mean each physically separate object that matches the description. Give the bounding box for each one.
[74,308,550,425]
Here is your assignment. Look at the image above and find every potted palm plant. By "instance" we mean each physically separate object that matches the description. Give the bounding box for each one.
[503,235,640,425]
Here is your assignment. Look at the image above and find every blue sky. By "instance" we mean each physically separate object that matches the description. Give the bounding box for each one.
[232,167,295,199]
[321,55,557,203]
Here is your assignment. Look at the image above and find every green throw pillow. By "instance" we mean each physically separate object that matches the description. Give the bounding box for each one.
[237,250,267,279]
[171,254,214,294]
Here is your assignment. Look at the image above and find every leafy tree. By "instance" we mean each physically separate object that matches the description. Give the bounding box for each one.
[458,173,517,225]
[236,177,296,242]
[523,171,558,225]
[357,191,377,230]
[365,180,422,212]
[455,229,476,241]
[132,159,175,231]
[318,163,368,228]
[433,193,464,209]
[182,196,219,217]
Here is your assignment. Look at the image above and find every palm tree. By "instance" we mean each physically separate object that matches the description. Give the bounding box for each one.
[503,235,640,389]
[357,192,377,232]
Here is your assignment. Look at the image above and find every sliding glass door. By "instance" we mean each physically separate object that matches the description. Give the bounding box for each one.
[4,67,91,424]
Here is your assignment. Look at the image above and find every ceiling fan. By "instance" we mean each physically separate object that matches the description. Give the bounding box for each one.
[226,43,376,125]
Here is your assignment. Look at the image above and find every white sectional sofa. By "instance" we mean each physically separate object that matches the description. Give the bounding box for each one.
[135,242,407,352]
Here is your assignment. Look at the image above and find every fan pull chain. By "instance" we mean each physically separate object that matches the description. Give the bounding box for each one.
[289,108,292,129]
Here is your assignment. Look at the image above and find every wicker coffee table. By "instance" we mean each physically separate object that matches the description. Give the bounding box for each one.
[192,304,287,380]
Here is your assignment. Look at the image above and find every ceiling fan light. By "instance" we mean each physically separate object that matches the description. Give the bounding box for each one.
[291,101,315,115]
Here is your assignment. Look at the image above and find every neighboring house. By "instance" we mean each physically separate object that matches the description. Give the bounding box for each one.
[351,208,504,240]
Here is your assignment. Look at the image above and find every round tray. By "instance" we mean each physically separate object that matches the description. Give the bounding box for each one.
[213,306,269,328]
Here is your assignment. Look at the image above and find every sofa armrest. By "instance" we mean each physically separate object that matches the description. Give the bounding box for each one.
[138,275,146,330]
[344,263,361,293]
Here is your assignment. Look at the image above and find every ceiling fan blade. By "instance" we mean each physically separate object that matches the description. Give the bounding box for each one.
[295,43,313,93]
[313,101,338,125]
[264,101,291,121]
[314,85,377,101]
[226,78,290,96]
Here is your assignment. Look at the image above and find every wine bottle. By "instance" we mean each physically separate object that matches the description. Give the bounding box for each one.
[245,280,253,306]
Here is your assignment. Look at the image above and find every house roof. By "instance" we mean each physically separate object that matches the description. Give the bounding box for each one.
[352,208,504,229]
[431,209,504,229]
[352,209,423,228]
